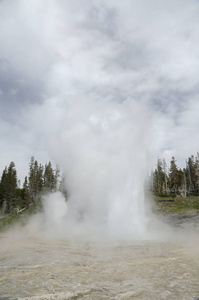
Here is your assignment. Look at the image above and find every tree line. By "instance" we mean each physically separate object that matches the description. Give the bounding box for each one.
[0,157,66,214]
[151,153,199,197]
[1,153,199,214]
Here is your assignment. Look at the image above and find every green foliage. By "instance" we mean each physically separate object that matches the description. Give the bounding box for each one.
[0,162,18,213]
[1,152,199,218]
[152,152,199,198]
[0,157,63,214]
[152,159,168,196]
[154,195,199,214]
[43,161,56,192]
[0,211,20,231]
[0,204,37,232]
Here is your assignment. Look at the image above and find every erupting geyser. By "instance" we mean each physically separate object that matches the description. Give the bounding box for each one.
[49,98,152,239]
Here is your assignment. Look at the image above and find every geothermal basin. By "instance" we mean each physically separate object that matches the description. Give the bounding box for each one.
[0,217,199,300]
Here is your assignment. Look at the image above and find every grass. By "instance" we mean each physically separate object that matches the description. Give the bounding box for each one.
[0,212,20,231]
[153,195,199,214]
[1,195,199,232]
[0,205,37,232]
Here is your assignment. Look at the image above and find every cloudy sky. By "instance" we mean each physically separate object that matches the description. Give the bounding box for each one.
[0,0,199,182]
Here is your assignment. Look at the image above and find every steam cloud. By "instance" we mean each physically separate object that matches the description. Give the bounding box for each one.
[40,97,153,240]
[4,98,198,243]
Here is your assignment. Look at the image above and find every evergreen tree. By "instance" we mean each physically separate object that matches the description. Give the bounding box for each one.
[195,152,199,194]
[0,167,8,208]
[59,174,68,200]
[55,165,60,190]
[186,155,197,194]
[153,159,165,196]
[178,169,187,198]
[0,158,62,213]
[43,161,56,192]
[162,159,169,195]
[36,164,44,193]
[22,176,31,207]
[0,162,18,213]
[169,157,179,196]
[28,157,41,203]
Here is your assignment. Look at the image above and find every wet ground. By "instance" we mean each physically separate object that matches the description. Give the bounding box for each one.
[0,215,199,300]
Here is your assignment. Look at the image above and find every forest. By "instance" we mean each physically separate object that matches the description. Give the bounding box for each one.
[0,153,199,214]
[0,157,66,214]
[152,153,199,197]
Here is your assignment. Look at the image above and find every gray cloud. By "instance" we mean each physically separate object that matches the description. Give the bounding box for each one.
[0,62,43,121]
[0,0,199,179]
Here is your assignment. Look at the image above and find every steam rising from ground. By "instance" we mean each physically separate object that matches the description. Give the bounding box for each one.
[6,97,194,242]
[2,98,199,243]
[41,98,154,240]
[24,97,195,242]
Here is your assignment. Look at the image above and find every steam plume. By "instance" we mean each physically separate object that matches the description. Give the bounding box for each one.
[48,97,152,239]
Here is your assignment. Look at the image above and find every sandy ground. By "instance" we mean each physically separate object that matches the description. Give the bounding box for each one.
[0,217,199,300]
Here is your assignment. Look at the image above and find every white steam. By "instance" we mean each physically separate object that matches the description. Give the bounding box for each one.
[46,97,153,239]
[42,192,68,231]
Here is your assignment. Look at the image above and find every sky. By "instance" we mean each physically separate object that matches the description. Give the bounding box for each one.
[0,0,199,182]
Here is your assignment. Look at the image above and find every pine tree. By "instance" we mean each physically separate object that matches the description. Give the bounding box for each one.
[162,159,169,195]
[22,176,31,207]
[169,157,179,196]
[178,169,187,198]
[43,162,56,192]
[28,157,40,203]
[54,165,60,191]
[0,162,18,213]
[59,174,68,200]
[153,159,165,195]
[186,156,197,195]
[36,164,44,193]
[195,152,199,195]
[0,167,8,208]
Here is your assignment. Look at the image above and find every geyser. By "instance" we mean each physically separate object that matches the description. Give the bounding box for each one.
[50,98,152,239]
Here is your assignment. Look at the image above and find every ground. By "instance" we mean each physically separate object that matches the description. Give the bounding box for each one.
[0,224,199,300]
[0,198,199,300]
